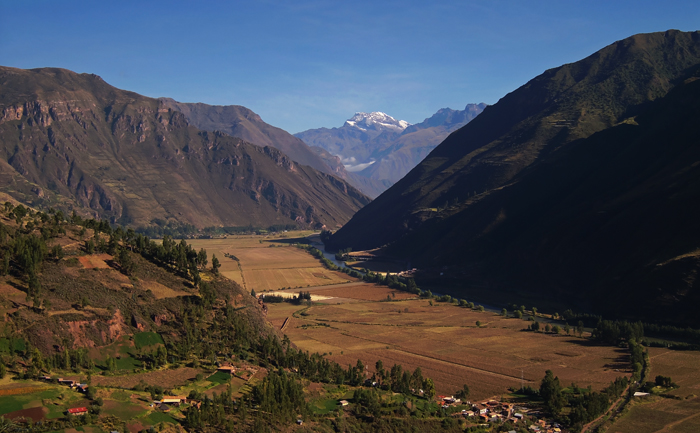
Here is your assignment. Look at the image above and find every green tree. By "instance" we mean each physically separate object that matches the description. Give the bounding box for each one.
[476,320,481,327]
[501,308,508,317]
[212,255,220,275]
[51,244,64,261]
[455,384,470,399]
[540,370,564,415]
[515,310,523,319]
[422,377,436,400]
[564,323,571,335]
[116,248,135,276]
[197,248,208,268]
[552,325,561,334]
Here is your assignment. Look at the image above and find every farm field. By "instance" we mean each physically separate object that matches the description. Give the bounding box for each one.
[605,347,700,433]
[187,232,356,292]
[267,298,630,401]
[91,366,202,389]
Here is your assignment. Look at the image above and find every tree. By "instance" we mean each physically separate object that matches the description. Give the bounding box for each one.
[116,248,135,276]
[197,248,208,268]
[655,375,673,388]
[51,244,64,261]
[577,321,585,337]
[564,323,571,335]
[515,310,523,319]
[501,308,508,317]
[532,307,538,316]
[212,255,220,275]
[545,323,551,333]
[422,377,436,400]
[540,370,564,415]
[455,384,470,399]
[552,325,561,334]
[476,320,481,327]
[531,321,540,332]
[251,288,256,297]
[375,360,385,383]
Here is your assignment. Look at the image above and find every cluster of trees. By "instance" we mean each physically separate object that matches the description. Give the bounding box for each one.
[0,204,71,307]
[538,369,629,430]
[372,360,435,398]
[591,320,645,345]
[565,376,628,429]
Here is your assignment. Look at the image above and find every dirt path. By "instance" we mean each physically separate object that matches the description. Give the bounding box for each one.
[580,384,630,433]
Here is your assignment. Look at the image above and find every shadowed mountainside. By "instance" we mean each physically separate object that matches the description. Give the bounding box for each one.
[0,66,370,229]
[329,30,700,326]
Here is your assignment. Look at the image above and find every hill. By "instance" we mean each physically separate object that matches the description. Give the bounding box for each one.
[0,66,370,229]
[329,30,700,326]
[295,104,485,187]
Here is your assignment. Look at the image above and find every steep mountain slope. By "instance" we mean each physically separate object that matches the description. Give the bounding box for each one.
[157,99,389,198]
[329,30,700,325]
[296,104,485,185]
[158,98,345,176]
[0,67,370,228]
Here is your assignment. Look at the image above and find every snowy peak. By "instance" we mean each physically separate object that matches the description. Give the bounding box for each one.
[344,112,410,132]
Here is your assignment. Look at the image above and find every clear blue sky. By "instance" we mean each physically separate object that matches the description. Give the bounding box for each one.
[1,1,698,133]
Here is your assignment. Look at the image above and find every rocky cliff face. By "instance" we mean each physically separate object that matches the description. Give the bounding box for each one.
[157,98,389,198]
[0,66,370,228]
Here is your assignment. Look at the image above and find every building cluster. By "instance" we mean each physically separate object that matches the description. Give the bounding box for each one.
[151,395,188,412]
[441,397,565,432]
[40,376,88,393]
[217,363,259,381]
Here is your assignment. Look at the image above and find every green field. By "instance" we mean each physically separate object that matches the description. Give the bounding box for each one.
[206,371,232,385]
[134,332,164,349]
[146,411,178,425]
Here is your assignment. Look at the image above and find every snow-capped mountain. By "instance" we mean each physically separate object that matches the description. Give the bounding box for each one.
[295,104,486,193]
[344,112,411,132]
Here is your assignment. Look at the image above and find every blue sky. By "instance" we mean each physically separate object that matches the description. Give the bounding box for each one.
[1,1,698,133]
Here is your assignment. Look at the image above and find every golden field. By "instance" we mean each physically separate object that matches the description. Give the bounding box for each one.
[604,347,700,433]
[266,292,630,401]
[187,232,356,292]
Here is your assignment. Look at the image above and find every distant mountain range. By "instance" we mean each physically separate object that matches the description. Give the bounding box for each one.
[0,66,370,229]
[295,104,486,186]
[329,30,700,326]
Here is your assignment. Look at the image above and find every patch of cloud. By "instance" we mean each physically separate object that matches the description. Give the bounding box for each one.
[344,160,376,172]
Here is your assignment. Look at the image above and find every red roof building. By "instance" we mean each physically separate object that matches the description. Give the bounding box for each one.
[67,407,88,416]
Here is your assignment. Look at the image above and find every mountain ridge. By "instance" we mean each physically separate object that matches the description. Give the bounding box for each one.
[0,66,371,229]
[158,98,390,198]
[295,103,485,186]
[328,30,700,326]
